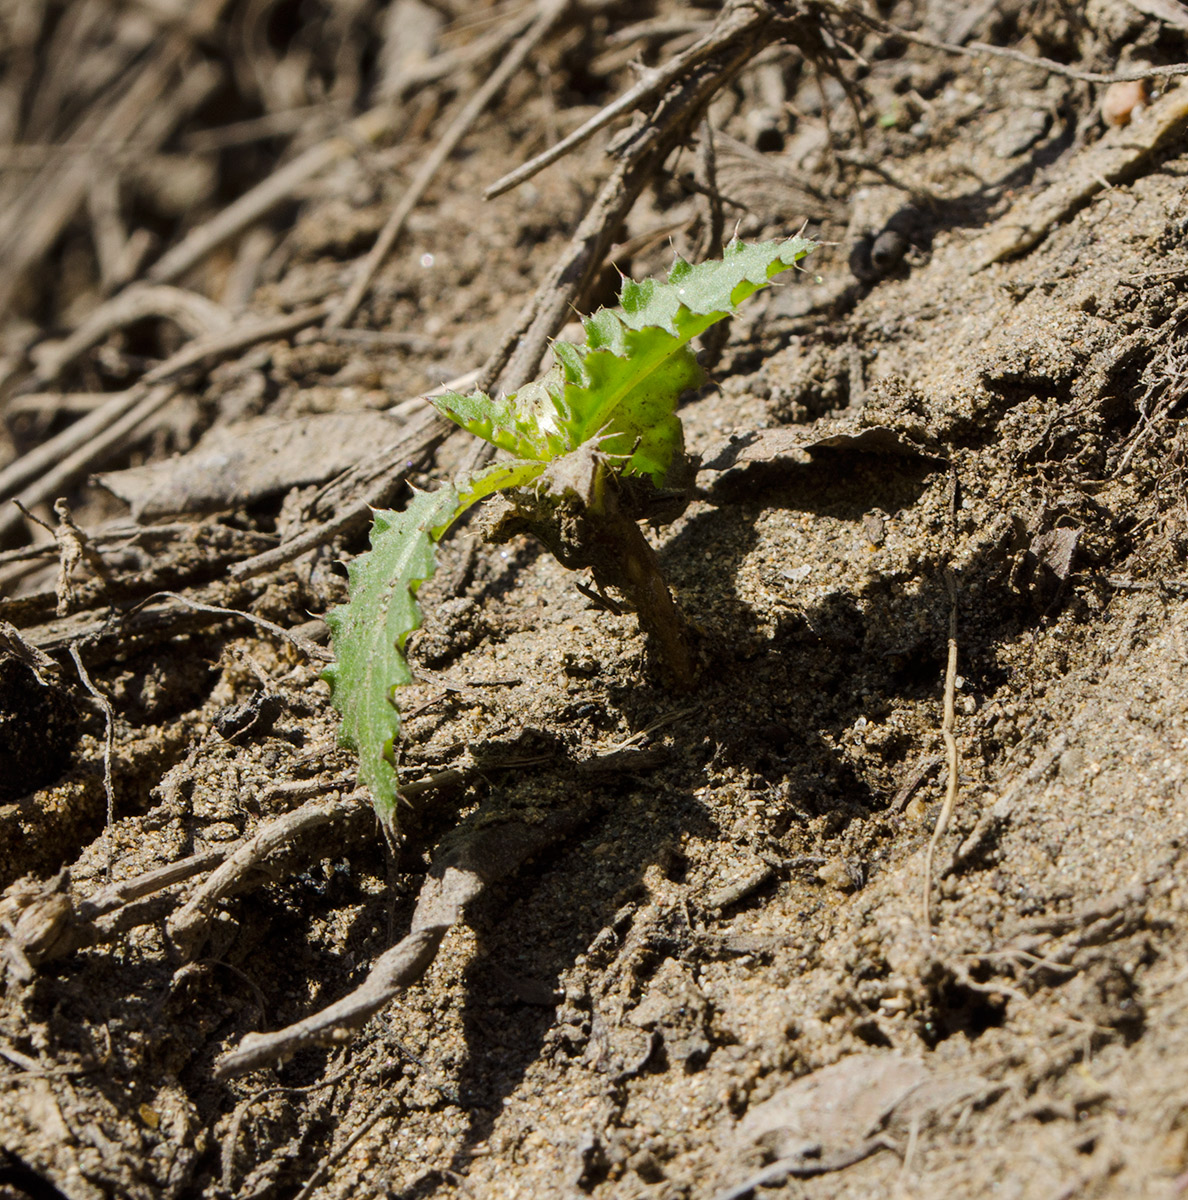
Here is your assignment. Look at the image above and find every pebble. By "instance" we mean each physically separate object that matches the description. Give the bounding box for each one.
[1102,79,1149,128]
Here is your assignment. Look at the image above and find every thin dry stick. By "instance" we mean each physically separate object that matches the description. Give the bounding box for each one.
[606,16,711,48]
[493,3,780,394]
[0,385,175,509]
[228,404,452,581]
[144,24,518,288]
[0,0,234,318]
[845,5,1188,85]
[941,732,1069,880]
[68,644,116,881]
[2,302,328,498]
[80,850,226,921]
[43,776,463,970]
[711,1139,896,1200]
[221,1063,355,1194]
[289,1098,398,1200]
[0,521,204,574]
[483,0,770,199]
[184,102,341,153]
[26,781,393,970]
[4,393,114,418]
[0,303,329,542]
[922,568,960,927]
[325,0,563,328]
[135,300,332,386]
[214,798,598,1078]
[27,284,232,390]
[891,751,942,812]
[167,792,370,960]
[26,578,275,656]
[135,591,334,663]
[696,119,725,260]
[13,850,229,968]
[146,112,392,287]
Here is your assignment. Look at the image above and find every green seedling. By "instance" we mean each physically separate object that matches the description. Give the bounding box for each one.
[323,236,815,835]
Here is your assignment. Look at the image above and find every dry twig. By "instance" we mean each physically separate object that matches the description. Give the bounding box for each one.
[220,1063,355,1194]
[167,793,372,960]
[25,284,231,391]
[488,0,803,396]
[484,0,777,200]
[0,303,328,541]
[68,644,116,880]
[846,6,1188,85]
[0,0,234,318]
[325,0,567,328]
[712,1139,896,1200]
[141,19,526,291]
[289,1096,398,1200]
[921,569,960,927]
[227,404,452,581]
[214,796,599,1077]
[137,591,333,663]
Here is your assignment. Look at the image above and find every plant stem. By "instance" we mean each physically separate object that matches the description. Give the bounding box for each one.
[587,485,697,689]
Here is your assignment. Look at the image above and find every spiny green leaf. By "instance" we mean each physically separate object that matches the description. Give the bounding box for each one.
[432,236,815,488]
[327,237,817,843]
[323,462,544,833]
[323,485,463,835]
[431,387,552,461]
[558,237,815,466]
[613,236,814,334]
[455,457,548,510]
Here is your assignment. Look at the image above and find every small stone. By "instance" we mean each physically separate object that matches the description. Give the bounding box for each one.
[816,857,857,891]
[1102,79,1149,128]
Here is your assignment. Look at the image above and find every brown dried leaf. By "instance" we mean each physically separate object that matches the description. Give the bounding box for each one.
[1030,526,1081,583]
[1124,0,1188,30]
[736,1053,929,1160]
[95,411,404,519]
[700,425,941,475]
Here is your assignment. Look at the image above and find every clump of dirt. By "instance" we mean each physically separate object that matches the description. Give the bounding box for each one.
[2,2,1188,1198]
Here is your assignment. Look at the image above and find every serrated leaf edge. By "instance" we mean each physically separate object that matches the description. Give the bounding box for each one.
[432,236,815,487]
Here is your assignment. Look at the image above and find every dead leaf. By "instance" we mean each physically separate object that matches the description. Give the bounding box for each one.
[0,621,61,686]
[95,412,405,519]
[1124,0,1188,30]
[700,425,942,476]
[1030,526,1080,583]
[737,1052,929,1160]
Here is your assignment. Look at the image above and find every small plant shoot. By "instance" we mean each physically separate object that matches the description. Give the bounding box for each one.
[323,236,815,835]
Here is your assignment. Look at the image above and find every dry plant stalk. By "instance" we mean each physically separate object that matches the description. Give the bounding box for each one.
[922,569,960,927]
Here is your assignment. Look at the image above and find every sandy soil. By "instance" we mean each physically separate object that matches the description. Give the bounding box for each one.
[2,2,1188,1198]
